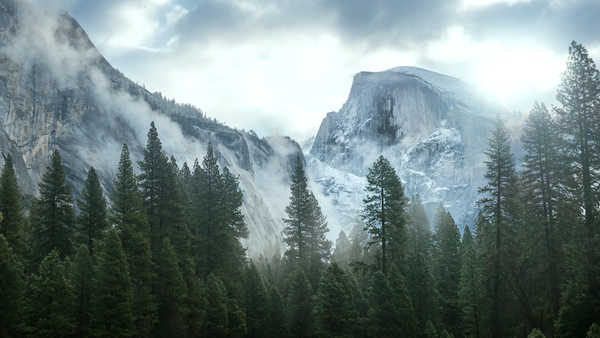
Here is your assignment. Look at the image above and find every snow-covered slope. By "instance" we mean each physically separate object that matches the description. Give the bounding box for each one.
[309,67,500,231]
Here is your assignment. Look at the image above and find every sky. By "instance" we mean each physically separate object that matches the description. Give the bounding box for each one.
[60,0,600,141]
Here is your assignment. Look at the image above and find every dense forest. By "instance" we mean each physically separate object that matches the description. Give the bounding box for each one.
[1,41,600,338]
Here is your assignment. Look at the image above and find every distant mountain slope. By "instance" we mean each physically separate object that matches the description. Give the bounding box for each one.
[0,0,299,255]
[309,67,501,229]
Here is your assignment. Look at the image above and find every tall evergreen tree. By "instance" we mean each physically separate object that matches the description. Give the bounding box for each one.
[204,273,229,338]
[554,41,600,337]
[362,155,406,275]
[112,144,148,239]
[406,195,436,332]
[155,238,187,337]
[91,229,135,337]
[77,167,108,255]
[23,249,75,337]
[245,262,268,338]
[316,262,357,337]
[282,154,331,287]
[433,206,462,337]
[521,102,564,327]
[138,122,169,253]
[0,235,23,337]
[192,142,223,276]
[71,245,94,338]
[266,286,287,338]
[368,268,416,337]
[0,154,25,257]
[478,120,517,338]
[286,269,313,338]
[459,226,481,338]
[30,150,75,265]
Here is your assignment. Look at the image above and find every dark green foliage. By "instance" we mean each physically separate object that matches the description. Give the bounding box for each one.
[30,150,75,265]
[406,195,437,332]
[0,154,25,257]
[362,155,406,275]
[286,269,314,338]
[367,269,416,338]
[0,235,23,337]
[127,231,155,337]
[204,273,229,338]
[528,328,546,337]
[91,229,135,337]
[191,143,248,280]
[316,263,357,337]
[77,167,108,255]
[71,244,94,338]
[521,102,564,331]
[459,227,481,338]
[433,206,462,337]
[266,286,287,338]
[245,262,268,338]
[282,154,331,287]
[154,238,187,337]
[112,144,148,242]
[477,121,517,338]
[554,41,600,338]
[588,323,600,338]
[23,249,75,337]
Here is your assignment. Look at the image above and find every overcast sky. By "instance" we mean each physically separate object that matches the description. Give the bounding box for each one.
[62,0,600,140]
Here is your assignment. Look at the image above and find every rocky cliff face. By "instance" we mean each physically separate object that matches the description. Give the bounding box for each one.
[309,67,500,230]
[0,0,300,255]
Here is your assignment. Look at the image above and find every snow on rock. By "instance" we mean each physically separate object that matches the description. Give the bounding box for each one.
[310,67,501,230]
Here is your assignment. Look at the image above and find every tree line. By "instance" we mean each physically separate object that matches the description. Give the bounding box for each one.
[1,40,600,338]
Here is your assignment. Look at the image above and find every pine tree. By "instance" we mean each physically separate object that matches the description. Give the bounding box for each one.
[77,167,108,255]
[155,238,187,337]
[266,286,288,338]
[459,226,481,338]
[368,269,415,337]
[406,195,436,331]
[245,262,268,338]
[30,150,75,265]
[138,122,169,253]
[362,155,406,275]
[128,231,155,338]
[23,249,76,337]
[477,121,517,338]
[282,154,331,287]
[71,244,94,338]
[91,229,135,337]
[0,154,25,257]
[282,154,313,271]
[112,144,155,336]
[112,144,148,241]
[0,235,23,337]
[554,41,600,337]
[192,142,223,276]
[332,230,352,267]
[521,102,563,328]
[204,273,229,338]
[286,269,313,338]
[433,206,462,337]
[316,262,357,337]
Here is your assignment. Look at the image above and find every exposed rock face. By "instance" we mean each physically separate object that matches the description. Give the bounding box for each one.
[0,0,300,255]
[309,67,499,230]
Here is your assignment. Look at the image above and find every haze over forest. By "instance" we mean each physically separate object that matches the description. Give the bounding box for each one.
[0,1,600,338]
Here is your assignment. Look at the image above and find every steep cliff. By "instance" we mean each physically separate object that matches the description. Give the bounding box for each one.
[0,0,300,254]
[309,67,500,229]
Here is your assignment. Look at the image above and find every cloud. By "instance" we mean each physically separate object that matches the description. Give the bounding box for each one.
[56,0,600,140]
